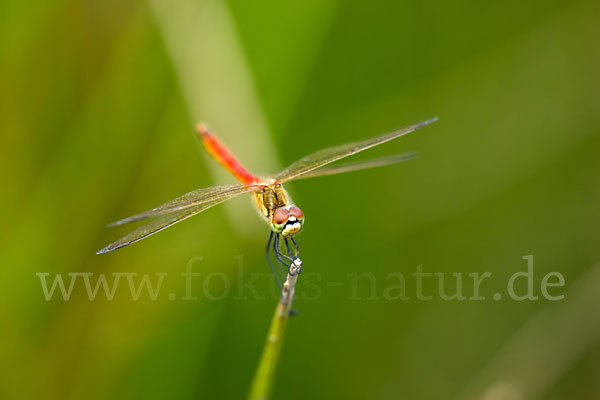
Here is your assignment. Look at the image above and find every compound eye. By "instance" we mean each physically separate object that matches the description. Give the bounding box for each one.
[273,208,290,225]
[289,205,304,219]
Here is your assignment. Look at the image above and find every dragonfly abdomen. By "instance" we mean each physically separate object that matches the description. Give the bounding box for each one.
[197,123,258,185]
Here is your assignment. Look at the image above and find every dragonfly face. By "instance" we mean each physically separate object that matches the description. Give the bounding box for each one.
[271,205,304,237]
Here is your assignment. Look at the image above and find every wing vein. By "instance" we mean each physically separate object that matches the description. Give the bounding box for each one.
[97,190,248,254]
[275,117,437,183]
[108,183,258,226]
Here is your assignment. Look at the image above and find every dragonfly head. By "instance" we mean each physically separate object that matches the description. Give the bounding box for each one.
[271,205,304,238]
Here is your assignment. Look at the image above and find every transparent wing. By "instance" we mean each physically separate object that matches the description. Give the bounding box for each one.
[97,189,251,254]
[274,117,437,183]
[293,152,417,180]
[108,183,258,227]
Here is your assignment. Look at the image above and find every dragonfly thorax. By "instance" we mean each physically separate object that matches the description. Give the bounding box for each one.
[257,184,288,216]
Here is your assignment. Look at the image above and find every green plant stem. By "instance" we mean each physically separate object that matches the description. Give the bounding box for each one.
[248,260,301,400]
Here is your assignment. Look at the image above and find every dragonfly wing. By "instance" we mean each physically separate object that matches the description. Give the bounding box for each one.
[108,183,258,227]
[274,117,437,183]
[97,191,247,254]
[293,152,417,180]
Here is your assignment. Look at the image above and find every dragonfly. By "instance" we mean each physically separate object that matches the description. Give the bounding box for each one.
[97,117,437,284]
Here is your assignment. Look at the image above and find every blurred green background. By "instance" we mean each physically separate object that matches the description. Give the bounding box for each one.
[1,0,599,399]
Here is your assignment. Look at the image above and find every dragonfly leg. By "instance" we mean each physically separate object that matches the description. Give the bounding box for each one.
[275,234,301,276]
[284,238,302,275]
[275,234,294,263]
[290,237,300,258]
[266,231,282,290]
[276,235,301,313]
[274,234,299,276]
[284,238,293,258]
[273,233,287,282]
[281,238,302,310]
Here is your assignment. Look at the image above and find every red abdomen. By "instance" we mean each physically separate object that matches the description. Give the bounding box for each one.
[197,123,259,185]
